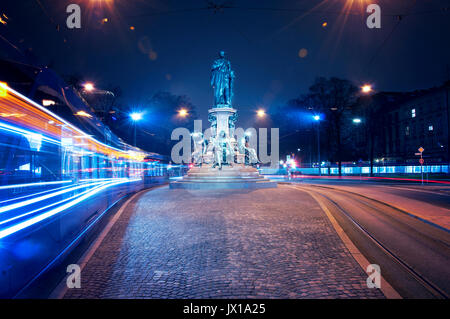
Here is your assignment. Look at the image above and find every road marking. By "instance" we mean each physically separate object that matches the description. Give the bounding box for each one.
[372,185,450,197]
[289,185,402,299]
[49,188,149,299]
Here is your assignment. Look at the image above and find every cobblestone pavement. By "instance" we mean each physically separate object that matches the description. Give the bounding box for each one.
[63,185,384,298]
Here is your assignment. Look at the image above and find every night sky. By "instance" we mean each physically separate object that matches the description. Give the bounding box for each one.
[1,0,450,125]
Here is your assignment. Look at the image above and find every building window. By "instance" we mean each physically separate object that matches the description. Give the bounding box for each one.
[411,108,416,118]
[405,126,410,136]
[428,125,433,131]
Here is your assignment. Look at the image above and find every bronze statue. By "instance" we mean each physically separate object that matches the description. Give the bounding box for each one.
[211,51,234,107]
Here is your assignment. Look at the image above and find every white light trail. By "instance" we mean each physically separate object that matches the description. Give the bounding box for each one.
[0,178,141,239]
[0,181,107,214]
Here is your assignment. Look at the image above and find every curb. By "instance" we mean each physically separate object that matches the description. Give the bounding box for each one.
[49,188,149,299]
[289,185,402,299]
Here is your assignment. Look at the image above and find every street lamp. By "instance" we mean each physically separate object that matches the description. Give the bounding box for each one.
[83,82,95,92]
[257,109,266,118]
[312,115,321,175]
[130,112,143,121]
[130,112,143,146]
[178,108,188,117]
[361,84,372,94]
[352,118,362,124]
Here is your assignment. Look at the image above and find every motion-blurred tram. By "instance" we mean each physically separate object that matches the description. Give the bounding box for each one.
[0,61,183,298]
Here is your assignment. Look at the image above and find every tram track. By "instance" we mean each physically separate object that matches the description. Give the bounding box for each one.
[288,183,450,299]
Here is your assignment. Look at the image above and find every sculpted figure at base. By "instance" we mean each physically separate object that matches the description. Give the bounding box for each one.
[212,131,234,169]
[245,142,258,165]
[191,133,205,166]
[239,137,258,165]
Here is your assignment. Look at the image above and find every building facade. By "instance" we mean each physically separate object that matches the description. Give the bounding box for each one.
[379,85,449,164]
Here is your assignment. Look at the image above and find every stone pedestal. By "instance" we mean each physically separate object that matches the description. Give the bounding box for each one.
[208,106,237,138]
[169,165,277,189]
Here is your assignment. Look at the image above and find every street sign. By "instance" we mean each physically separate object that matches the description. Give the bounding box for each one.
[416,147,425,185]
[414,146,425,185]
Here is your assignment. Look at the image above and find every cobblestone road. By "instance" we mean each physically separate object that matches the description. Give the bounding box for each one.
[63,185,384,298]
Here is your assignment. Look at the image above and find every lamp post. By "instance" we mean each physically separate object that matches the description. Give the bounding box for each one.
[361,83,375,176]
[352,118,363,178]
[130,112,143,146]
[313,115,321,176]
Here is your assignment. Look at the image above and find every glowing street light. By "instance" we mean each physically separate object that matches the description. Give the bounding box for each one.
[361,84,372,94]
[352,118,362,124]
[312,114,321,175]
[178,108,188,117]
[256,109,266,118]
[83,82,95,92]
[130,112,143,121]
[130,112,143,147]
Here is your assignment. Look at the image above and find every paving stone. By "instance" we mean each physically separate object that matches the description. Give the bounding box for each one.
[64,185,384,299]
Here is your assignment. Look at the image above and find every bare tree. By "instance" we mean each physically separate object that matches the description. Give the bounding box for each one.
[301,77,358,176]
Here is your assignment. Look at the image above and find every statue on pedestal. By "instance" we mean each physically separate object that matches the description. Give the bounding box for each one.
[211,51,234,107]
[170,51,277,189]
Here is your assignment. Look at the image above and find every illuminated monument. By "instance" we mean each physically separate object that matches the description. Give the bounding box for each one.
[170,51,276,189]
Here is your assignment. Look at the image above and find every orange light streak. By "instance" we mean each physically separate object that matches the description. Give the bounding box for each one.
[0,87,146,162]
